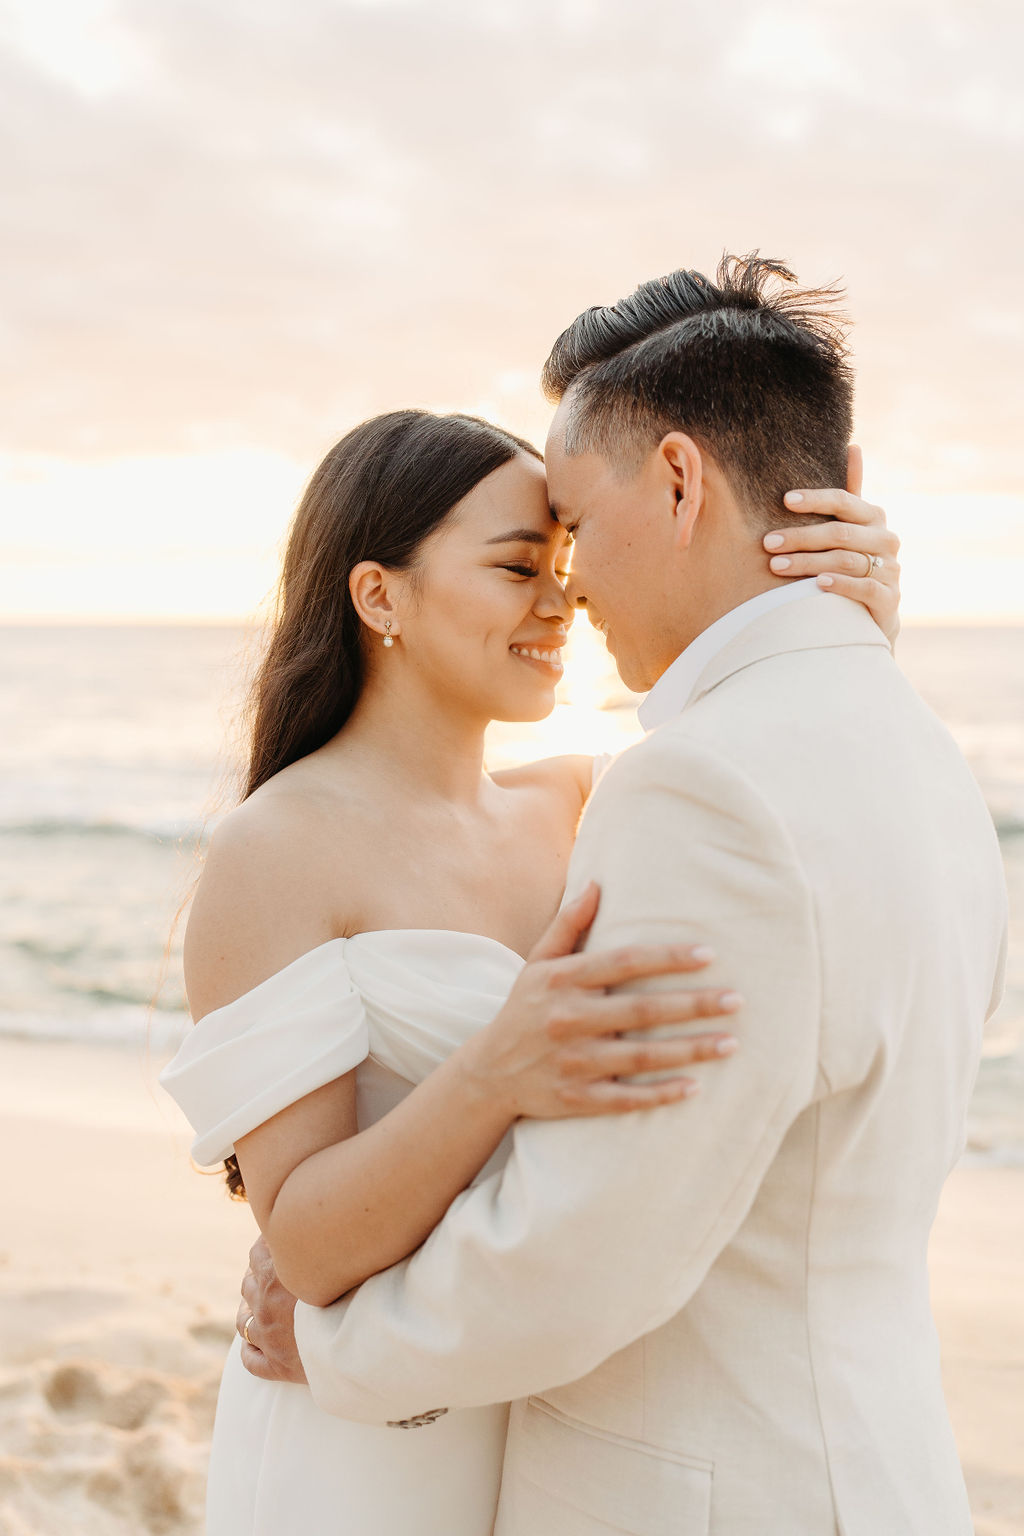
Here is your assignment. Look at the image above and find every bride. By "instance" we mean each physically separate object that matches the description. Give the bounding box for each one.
[162,407,900,1534]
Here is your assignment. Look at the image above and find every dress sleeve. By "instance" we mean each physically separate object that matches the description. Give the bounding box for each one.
[160,939,369,1167]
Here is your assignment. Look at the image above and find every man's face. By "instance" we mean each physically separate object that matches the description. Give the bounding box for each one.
[544,401,688,693]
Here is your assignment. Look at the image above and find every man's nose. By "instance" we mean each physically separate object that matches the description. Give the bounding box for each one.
[564,573,587,612]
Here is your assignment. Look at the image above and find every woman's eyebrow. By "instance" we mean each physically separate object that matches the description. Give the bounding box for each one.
[483,528,552,546]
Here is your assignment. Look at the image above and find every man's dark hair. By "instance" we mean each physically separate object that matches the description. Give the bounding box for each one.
[542,253,853,529]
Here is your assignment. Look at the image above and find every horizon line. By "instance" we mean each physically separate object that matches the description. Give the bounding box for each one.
[3,613,1024,630]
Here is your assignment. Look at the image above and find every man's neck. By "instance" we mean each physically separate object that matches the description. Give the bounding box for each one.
[675,571,798,656]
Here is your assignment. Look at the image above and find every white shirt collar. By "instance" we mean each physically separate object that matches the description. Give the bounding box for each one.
[637,580,819,732]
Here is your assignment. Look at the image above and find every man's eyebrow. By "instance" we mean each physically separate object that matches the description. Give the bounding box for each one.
[484,528,553,546]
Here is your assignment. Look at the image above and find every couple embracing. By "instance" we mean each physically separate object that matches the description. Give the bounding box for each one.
[162,254,1007,1535]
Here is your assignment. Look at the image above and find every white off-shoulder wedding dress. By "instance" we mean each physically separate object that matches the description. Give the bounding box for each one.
[161,929,526,1536]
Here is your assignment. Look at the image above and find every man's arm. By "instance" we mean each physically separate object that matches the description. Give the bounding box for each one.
[294,732,823,1422]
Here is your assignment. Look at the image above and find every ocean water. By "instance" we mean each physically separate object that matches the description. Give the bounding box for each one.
[1,622,1021,1160]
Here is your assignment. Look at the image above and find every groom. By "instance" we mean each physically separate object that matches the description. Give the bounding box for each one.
[244,256,1008,1533]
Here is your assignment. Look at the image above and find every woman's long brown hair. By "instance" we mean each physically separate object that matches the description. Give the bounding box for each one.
[220,409,540,1196]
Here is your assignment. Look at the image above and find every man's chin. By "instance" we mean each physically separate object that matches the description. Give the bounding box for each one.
[611,651,653,695]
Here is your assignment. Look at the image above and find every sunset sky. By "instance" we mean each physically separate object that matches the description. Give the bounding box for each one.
[2,0,1022,621]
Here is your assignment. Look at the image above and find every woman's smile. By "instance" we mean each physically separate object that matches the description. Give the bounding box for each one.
[509,642,565,676]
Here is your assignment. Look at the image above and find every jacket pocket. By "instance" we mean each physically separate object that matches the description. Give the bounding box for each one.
[498,1397,713,1536]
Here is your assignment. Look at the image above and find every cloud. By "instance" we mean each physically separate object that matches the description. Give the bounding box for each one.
[0,0,1021,493]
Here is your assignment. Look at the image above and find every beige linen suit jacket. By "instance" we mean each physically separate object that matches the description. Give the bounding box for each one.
[295,593,1008,1536]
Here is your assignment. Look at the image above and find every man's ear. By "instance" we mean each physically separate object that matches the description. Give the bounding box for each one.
[658,433,704,550]
[349,561,400,640]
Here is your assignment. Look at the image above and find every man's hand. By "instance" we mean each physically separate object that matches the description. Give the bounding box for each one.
[237,1235,308,1385]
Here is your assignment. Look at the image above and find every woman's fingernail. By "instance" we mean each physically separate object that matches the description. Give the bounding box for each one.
[785,491,804,505]
[771,556,791,571]
[818,574,835,588]
[764,533,785,550]
[715,1036,740,1055]
[681,1080,702,1097]
[719,991,744,1011]
[691,944,716,962]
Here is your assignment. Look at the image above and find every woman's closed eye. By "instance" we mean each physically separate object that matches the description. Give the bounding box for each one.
[501,563,573,589]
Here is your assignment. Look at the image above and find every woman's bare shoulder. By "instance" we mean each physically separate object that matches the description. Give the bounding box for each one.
[492,753,594,814]
[183,770,373,1019]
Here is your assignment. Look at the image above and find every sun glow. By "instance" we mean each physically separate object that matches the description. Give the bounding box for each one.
[487,619,643,768]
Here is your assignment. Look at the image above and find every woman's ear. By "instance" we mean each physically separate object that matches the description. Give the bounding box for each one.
[349,561,401,640]
[658,433,704,550]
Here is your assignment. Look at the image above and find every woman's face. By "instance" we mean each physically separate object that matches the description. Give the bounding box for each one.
[396,453,575,723]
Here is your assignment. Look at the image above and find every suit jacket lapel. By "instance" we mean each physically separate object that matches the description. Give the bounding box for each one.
[689,591,892,710]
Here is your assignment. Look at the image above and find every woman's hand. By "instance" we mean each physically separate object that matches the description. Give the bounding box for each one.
[458,884,741,1119]
[763,445,903,645]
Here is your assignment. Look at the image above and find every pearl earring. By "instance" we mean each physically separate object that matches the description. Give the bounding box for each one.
[383,620,394,648]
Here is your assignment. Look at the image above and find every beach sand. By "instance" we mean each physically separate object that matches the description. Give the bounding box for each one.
[0,1038,254,1535]
[0,1037,1020,1536]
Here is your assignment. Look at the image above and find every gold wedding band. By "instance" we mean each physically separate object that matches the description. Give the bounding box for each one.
[243,1314,255,1347]
[860,551,874,577]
